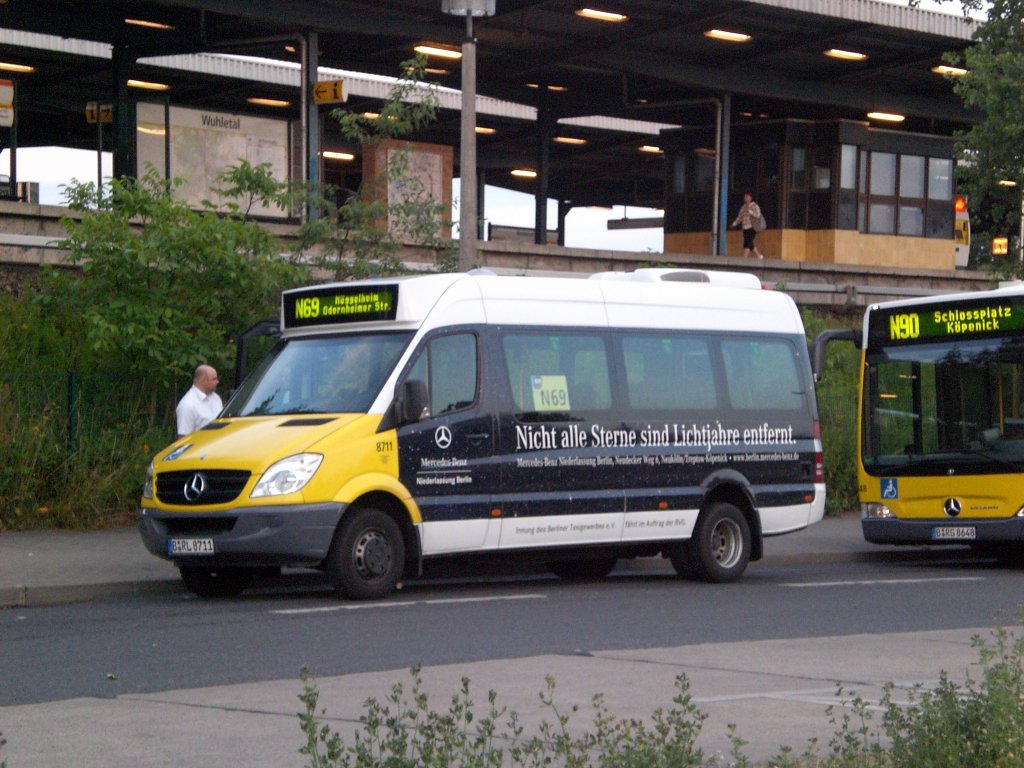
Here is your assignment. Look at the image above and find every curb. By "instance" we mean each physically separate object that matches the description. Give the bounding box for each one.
[0,551,873,610]
[0,579,183,609]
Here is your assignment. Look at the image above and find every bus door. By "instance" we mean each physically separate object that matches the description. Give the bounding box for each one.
[396,330,498,554]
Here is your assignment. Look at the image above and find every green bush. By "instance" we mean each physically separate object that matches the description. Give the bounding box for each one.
[298,667,748,768]
[299,620,1024,768]
[802,308,861,516]
[0,370,173,530]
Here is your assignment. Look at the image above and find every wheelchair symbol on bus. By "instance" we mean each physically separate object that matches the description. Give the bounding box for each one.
[881,478,898,499]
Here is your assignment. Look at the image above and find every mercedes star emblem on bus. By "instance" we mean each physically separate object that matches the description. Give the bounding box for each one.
[434,425,453,450]
[943,498,962,518]
[183,473,207,502]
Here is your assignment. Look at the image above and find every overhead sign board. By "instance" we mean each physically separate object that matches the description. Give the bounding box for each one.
[312,79,346,105]
[0,79,13,128]
[85,101,113,124]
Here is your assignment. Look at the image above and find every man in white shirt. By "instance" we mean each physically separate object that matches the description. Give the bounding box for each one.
[176,364,223,438]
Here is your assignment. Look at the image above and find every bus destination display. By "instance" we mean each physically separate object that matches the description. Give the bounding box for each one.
[283,284,398,329]
[871,296,1024,346]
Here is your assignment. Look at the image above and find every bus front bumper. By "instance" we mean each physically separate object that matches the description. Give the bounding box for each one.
[138,502,346,568]
[863,516,1024,546]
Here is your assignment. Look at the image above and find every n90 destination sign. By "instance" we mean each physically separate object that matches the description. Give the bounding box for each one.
[282,284,399,330]
[870,295,1024,347]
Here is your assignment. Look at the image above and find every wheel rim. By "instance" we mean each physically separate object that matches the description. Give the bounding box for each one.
[353,527,393,580]
[709,518,743,568]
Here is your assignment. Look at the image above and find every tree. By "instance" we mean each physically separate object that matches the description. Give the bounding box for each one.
[921,0,1024,275]
[46,162,309,389]
[297,56,457,279]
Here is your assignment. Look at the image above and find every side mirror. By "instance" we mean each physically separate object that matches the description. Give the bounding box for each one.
[399,379,430,424]
[810,328,860,382]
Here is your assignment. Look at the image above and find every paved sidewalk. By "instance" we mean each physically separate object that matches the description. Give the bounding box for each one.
[1,514,993,768]
[0,513,875,609]
[2,627,988,767]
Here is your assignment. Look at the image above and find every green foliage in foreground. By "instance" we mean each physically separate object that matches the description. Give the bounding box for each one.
[299,667,747,768]
[298,619,1024,768]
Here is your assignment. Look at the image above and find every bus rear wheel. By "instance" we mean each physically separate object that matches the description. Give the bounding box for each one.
[327,507,405,600]
[677,502,751,583]
[179,566,253,598]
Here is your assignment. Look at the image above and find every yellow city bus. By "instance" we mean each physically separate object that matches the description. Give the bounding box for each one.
[817,284,1024,557]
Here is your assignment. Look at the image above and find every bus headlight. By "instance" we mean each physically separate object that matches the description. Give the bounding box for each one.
[251,453,323,498]
[862,503,893,519]
[142,461,154,500]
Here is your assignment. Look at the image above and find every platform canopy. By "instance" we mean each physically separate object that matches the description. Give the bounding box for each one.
[0,0,977,209]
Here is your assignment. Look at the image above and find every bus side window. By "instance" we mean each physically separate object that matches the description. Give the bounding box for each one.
[623,335,716,410]
[722,339,803,411]
[407,333,479,418]
[502,332,610,414]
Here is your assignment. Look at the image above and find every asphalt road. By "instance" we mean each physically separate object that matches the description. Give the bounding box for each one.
[3,551,1020,708]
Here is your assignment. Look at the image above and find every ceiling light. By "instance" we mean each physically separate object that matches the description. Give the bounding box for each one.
[0,62,35,73]
[247,97,290,107]
[125,18,176,30]
[127,79,170,91]
[284,45,297,54]
[136,125,166,136]
[997,179,1017,187]
[639,145,663,154]
[554,136,587,145]
[362,112,380,119]
[575,8,628,22]
[511,169,537,178]
[526,83,540,89]
[475,126,496,134]
[704,29,751,43]
[424,67,449,75]
[547,85,569,92]
[413,44,462,60]
[867,111,905,122]
[825,48,867,61]
[932,64,968,76]
[322,151,355,161]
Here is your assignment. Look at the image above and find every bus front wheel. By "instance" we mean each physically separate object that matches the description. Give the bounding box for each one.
[327,507,405,600]
[678,502,751,583]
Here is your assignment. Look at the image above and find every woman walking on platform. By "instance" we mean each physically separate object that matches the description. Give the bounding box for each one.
[731,191,765,259]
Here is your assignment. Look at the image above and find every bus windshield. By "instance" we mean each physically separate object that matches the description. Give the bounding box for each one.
[863,336,1024,475]
[223,332,414,417]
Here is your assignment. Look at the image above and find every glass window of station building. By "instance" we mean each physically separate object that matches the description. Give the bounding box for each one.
[662,120,956,270]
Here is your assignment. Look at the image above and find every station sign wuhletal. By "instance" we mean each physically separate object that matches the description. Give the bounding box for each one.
[312,79,346,105]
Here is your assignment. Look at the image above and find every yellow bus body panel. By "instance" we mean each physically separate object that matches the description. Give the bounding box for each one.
[859,468,1022,519]
[856,350,1023,520]
[147,415,417,523]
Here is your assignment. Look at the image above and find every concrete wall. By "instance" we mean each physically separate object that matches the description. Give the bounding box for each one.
[0,200,992,311]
